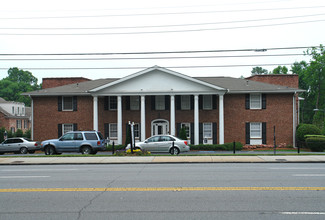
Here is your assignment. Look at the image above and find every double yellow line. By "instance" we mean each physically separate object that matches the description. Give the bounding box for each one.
[1,187,325,192]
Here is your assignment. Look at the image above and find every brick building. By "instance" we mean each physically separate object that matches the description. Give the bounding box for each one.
[24,66,304,146]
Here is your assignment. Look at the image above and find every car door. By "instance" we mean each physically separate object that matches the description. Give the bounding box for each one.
[0,140,11,153]
[142,136,161,152]
[159,136,174,152]
[57,133,76,152]
[12,138,24,152]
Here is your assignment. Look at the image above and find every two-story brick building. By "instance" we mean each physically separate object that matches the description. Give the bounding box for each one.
[24,66,303,146]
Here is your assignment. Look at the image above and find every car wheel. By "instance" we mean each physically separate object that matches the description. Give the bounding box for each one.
[81,146,92,154]
[45,146,56,155]
[20,147,28,154]
[90,150,97,155]
[170,147,180,155]
[28,150,35,154]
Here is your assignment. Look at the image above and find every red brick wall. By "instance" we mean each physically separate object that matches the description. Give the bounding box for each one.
[42,77,90,89]
[246,74,299,88]
[224,93,294,145]
[33,96,93,141]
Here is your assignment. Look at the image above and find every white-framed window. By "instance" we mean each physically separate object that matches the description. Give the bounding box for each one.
[181,123,191,138]
[16,120,22,129]
[203,95,212,110]
[134,123,140,138]
[155,96,165,110]
[203,123,212,138]
[22,107,25,116]
[250,94,262,109]
[17,107,20,115]
[181,95,190,110]
[63,124,73,134]
[12,106,15,114]
[130,96,140,110]
[250,122,262,138]
[24,120,28,129]
[109,97,117,110]
[109,123,117,138]
[62,97,73,111]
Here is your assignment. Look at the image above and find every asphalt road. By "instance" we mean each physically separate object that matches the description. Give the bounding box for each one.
[1,163,325,220]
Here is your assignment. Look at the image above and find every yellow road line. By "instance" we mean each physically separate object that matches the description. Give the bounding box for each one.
[1,187,325,192]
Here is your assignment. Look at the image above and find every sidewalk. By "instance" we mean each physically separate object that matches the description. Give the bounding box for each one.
[1,155,325,165]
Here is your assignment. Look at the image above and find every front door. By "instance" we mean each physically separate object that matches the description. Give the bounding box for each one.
[152,120,169,136]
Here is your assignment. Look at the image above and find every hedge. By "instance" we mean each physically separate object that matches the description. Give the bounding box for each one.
[296,124,321,142]
[189,142,243,151]
[305,135,325,152]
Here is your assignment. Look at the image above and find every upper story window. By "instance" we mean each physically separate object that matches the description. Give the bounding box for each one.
[63,97,73,111]
[155,96,165,110]
[17,107,20,115]
[130,96,140,110]
[109,96,117,110]
[181,95,190,110]
[203,95,212,110]
[12,106,15,114]
[250,94,261,109]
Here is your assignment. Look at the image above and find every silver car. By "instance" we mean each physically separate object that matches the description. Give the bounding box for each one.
[0,138,40,154]
[126,135,190,155]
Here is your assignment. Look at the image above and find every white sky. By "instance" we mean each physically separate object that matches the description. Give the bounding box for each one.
[0,0,324,83]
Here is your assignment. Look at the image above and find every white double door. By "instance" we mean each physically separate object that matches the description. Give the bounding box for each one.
[152,120,169,136]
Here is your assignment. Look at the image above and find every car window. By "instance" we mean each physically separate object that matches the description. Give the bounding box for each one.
[74,133,83,140]
[84,133,98,140]
[147,136,160,143]
[16,139,24,143]
[61,133,74,141]
[161,136,174,142]
[97,132,104,140]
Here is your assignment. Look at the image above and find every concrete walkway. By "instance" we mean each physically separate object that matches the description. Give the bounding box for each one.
[1,155,325,165]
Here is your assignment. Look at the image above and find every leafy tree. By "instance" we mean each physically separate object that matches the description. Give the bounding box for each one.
[251,66,269,75]
[272,65,288,74]
[0,68,41,106]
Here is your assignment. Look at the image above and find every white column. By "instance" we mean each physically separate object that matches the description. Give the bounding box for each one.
[170,95,175,136]
[194,95,199,145]
[117,96,122,145]
[141,96,146,141]
[219,94,224,144]
[93,96,98,131]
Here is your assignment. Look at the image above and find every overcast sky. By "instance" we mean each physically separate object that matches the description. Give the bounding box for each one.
[0,0,324,83]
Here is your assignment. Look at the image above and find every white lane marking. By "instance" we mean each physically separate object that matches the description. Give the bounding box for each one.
[1,169,78,172]
[0,176,50,179]
[281,212,325,215]
[293,174,325,177]
[269,168,325,170]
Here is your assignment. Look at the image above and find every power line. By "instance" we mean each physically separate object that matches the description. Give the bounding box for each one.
[0,53,304,61]
[1,13,324,30]
[0,46,318,56]
[1,19,324,35]
[1,5,325,20]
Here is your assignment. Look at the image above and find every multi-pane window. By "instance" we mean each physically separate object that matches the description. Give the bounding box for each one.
[109,123,117,138]
[203,95,212,110]
[24,120,28,129]
[63,97,73,110]
[181,95,190,110]
[203,123,212,138]
[109,97,117,110]
[155,96,165,110]
[16,120,22,129]
[250,94,262,109]
[63,124,73,134]
[181,123,190,138]
[250,122,262,138]
[130,96,140,110]
[134,123,139,138]
[12,107,14,114]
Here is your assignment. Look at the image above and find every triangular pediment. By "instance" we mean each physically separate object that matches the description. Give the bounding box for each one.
[91,66,226,95]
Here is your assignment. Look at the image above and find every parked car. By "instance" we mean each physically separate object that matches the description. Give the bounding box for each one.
[126,135,190,155]
[41,131,106,155]
[0,137,40,155]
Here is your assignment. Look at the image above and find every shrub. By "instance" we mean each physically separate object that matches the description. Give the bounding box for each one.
[178,127,187,140]
[189,142,243,151]
[305,136,325,152]
[296,124,321,142]
[15,129,23,137]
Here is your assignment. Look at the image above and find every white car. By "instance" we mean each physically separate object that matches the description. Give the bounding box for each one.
[0,138,40,154]
[126,135,190,155]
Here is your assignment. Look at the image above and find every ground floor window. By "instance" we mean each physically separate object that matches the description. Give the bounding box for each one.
[63,124,74,134]
[203,123,212,138]
[134,123,140,138]
[246,122,266,145]
[109,123,118,138]
[16,120,22,129]
[181,123,191,138]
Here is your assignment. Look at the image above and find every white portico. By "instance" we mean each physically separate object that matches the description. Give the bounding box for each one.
[90,66,227,145]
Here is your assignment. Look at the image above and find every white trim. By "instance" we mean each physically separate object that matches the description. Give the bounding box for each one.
[219,95,224,144]
[117,96,122,145]
[170,95,175,136]
[151,119,169,136]
[194,95,199,145]
[141,96,146,141]
[93,96,98,131]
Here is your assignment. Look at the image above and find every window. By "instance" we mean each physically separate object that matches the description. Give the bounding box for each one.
[155,96,165,110]
[22,107,25,116]
[130,96,140,110]
[109,97,117,110]
[84,133,98,140]
[63,124,73,134]
[248,122,263,145]
[109,123,117,138]
[203,95,212,110]
[61,132,74,141]
[16,120,22,129]
[181,95,190,110]
[74,133,83,140]
[134,123,140,138]
[203,123,212,138]
[24,120,28,129]
[250,122,262,138]
[17,107,20,115]
[250,94,261,109]
[12,107,14,114]
[63,97,73,111]
[181,123,191,138]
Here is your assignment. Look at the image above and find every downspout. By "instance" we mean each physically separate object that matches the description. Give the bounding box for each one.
[30,95,34,140]
[293,92,296,148]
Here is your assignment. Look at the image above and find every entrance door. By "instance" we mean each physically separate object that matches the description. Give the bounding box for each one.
[152,120,169,136]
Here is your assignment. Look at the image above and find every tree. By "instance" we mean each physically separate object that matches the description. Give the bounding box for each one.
[0,68,41,106]
[251,66,269,75]
[272,66,288,74]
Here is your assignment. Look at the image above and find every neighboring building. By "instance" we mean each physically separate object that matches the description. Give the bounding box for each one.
[24,66,304,146]
[0,97,31,133]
